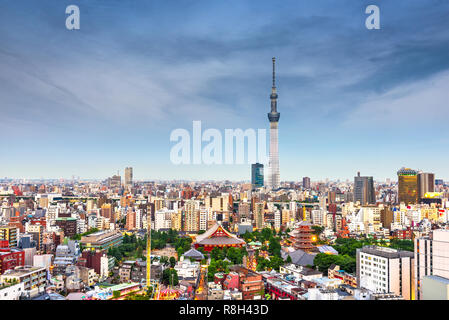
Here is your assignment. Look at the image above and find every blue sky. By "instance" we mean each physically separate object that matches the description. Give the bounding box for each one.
[1,0,449,181]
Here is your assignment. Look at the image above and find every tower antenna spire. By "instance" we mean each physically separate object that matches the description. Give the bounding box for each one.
[272,57,276,88]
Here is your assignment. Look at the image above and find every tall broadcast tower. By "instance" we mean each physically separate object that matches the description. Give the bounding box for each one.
[267,57,280,189]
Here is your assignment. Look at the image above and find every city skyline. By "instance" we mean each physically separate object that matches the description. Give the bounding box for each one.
[1,1,449,181]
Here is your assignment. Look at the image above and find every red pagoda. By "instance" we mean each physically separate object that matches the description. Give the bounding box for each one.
[290,221,316,252]
[194,223,245,252]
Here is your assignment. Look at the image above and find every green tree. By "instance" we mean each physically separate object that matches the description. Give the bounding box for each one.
[162,268,179,286]
[269,255,284,271]
[313,253,356,273]
[312,225,325,235]
[268,237,281,257]
[169,256,176,268]
[160,256,169,266]
[261,228,273,242]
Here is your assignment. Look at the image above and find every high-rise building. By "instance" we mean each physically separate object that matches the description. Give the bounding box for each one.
[266,57,280,190]
[354,172,375,205]
[254,202,265,230]
[357,246,414,300]
[126,208,136,230]
[238,202,250,222]
[124,167,133,187]
[302,177,311,189]
[414,229,449,300]
[397,167,418,205]
[184,200,200,232]
[0,227,18,248]
[417,172,435,201]
[251,163,264,189]
[380,207,394,230]
[100,203,113,220]
[109,175,121,188]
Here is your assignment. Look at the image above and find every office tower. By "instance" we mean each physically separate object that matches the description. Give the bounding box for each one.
[414,229,449,300]
[254,202,265,230]
[0,227,18,247]
[109,175,121,188]
[238,202,250,222]
[380,207,394,230]
[205,195,230,217]
[417,172,435,201]
[170,211,183,231]
[397,167,418,204]
[124,167,133,187]
[311,209,327,227]
[302,177,311,189]
[266,57,280,190]
[26,224,44,252]
[199,207,208,231]
[100,203,113,220]
[280,208,290,226]
[354,172,375,205]
[251,163,264,189]
[327,191,336,204]
[126,209,136,230]
[356,246,414,300]
[184,200,200,232]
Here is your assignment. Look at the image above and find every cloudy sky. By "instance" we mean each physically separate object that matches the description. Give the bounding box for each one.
[1,0,448,181]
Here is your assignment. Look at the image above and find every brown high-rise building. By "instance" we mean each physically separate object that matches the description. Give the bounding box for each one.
[126,209,136,230]
[55,217,77,237]
[380,207,394,229]
[238,202,250,222]
[124,167,133,187]
[100,204,113,220]
[303,177,311,189]
[327,191,336,204]
[397,167,418,205]
[417,172,435,201]
[183,200,200,232]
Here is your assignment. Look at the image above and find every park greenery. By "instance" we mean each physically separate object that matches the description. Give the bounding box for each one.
[107,233,146,263]
[240,228,286,272]
[313,237,414,274]
[107,229,193,264]
[207,246,248,281]
[313,253,356,273]
[150,229,193,257]
[241,227,285,244]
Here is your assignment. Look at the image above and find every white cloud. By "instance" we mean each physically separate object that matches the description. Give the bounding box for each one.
[343,70,449,127]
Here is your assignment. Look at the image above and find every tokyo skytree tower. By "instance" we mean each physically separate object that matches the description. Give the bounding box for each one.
[267,57,280,189]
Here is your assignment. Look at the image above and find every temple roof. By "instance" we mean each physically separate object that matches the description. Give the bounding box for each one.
[195,223,245,246]
[183,248,205,259]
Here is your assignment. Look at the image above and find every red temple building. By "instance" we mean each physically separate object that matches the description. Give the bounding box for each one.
[289,221,316,252]
[194,223,245,252]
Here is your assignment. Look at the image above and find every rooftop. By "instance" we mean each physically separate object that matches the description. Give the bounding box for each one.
[359,245,414,259]
[2,266,46,277]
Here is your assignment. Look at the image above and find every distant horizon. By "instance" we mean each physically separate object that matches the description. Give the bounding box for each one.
[1,175,442,184]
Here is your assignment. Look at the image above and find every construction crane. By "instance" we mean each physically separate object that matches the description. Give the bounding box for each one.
[146,211,151,291]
